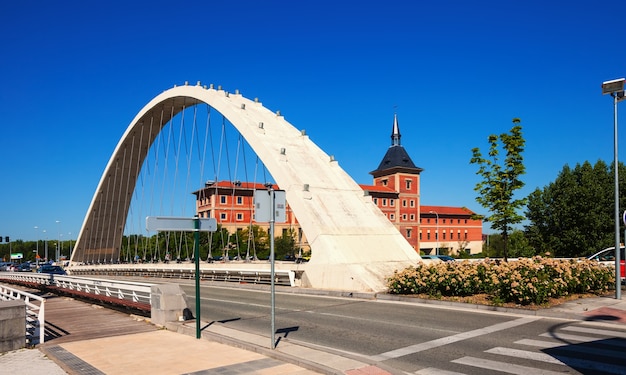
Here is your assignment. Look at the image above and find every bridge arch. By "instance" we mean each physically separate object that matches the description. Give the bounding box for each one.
[71,83,420,291]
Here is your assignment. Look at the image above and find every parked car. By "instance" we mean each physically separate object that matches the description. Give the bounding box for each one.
[436,255,456,262]
[420,255,443,262]
[16,262,33,272]
[587,246,625,282]
[37,265,67,275]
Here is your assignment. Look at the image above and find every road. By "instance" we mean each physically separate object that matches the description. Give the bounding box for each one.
[177,283,626,374]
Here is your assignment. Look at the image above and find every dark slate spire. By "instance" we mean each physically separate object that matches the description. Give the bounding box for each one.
[391,113,401,146]
[370,113,423,178]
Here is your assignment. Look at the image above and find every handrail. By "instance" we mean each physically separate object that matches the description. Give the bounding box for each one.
[68,264,300,287]
[0,273,152,304]
[0,284,45,345]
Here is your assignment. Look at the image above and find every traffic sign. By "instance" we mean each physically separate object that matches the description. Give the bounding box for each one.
[146,216,217,232]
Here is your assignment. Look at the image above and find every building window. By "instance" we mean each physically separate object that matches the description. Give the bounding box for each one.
[442,231,446,240]
[390,214,395,220]
[407,228,412,238]
[427,218,431,224]
[236,196,243,205]
[220,196,227,204]
[406,179,412,190]
[373,198,378,205]
[457,231,461,240]
[465,219,468,224]
[402,214,407,220]
[236,213,243,221]
[410,200,415,207]
[464,230,468,240]
[390,199,395,206]
[410,214,415,220]
[443,219,446,224]
[457,219,461,224]
[402,200,407,207]
[382,179,388,186]
[220,213,227,220]
[419,231,422,240]
[427,231,431,240]
[382,198,387,206]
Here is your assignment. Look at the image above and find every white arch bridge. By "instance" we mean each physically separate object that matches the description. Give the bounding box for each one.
[70,82,419,292]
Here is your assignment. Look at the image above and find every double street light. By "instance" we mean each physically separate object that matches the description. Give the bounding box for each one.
[602,77,625,300]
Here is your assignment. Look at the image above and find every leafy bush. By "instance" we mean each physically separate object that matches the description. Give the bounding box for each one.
[387,257,615,306]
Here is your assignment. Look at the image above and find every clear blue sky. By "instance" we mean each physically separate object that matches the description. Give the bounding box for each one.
[1,1,625,242]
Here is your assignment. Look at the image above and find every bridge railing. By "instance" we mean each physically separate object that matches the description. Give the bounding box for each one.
[0,284,45,345]
[69,264,300,287]
[0,273,152,305]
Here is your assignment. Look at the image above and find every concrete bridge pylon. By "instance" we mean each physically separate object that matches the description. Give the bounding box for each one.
[71,83,420,292]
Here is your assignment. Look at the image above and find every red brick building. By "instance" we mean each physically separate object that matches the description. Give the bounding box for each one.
[194,114,483,256]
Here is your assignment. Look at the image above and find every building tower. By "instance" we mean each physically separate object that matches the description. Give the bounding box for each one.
[368,114,423,250]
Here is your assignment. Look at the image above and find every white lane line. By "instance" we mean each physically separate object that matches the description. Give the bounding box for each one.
[485,347,565,365]
[370,316,540,361]
[562,325,626,338]
[416,367,467,375]
[452,356,565,375]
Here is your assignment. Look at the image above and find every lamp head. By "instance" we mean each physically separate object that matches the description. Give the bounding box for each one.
[602,78,625,95]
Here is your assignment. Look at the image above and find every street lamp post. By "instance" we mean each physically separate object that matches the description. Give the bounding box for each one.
[56,220,61,262]
[429,210,439,255]
[602,77,625,300]
[43,229,48,262]
[34,226,39,266]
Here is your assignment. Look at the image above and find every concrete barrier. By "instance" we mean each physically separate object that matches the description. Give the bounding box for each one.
[0,300,26,352]
[150,284,191,326]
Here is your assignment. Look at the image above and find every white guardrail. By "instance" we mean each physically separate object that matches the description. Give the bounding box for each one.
[69,264,299,287]
[0,284,45,345]
[0,273,153,304]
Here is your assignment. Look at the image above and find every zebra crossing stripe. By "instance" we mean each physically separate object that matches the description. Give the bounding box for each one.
[516,338,625,359]
[562,325,626,338]
[485,347,564,364]
[370,316,540,361]
[539,332,626,347]
[451,356,564,375]
[415,367,466,375]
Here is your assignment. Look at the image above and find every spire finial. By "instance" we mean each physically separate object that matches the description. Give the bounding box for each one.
[391,111,401,146]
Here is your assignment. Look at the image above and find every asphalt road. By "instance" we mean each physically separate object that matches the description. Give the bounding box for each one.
[179,283,626,374]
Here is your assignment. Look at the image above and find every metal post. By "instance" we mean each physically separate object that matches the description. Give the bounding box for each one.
[34,226,39,267]
[614,94,622,300]
[194,216,202,338]
[269,188,276,349]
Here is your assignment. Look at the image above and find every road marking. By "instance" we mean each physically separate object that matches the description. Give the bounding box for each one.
[539,332,626,347]
[370,316,540,361]
[416,368,466,375]
[562,325,626,338]
[516,338,626,359]
[452,356,564,375]
[485,347,564,364]
[514,338,565,348]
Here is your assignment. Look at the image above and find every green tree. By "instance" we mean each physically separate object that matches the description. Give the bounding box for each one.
[525,160,623,257]
[274,228,298,260]
[470,119,527,261]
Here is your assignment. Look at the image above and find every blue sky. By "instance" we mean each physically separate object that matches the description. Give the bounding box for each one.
[1,0,625,242]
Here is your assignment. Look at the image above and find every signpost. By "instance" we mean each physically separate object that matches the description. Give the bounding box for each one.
[254,187,286,349]
[146,216,217,339]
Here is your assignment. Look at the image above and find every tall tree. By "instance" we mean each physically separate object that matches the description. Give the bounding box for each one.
[470,119,527,261]
[525,160,620,257]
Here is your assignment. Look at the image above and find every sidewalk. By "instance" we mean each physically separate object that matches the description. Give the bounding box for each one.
[2,293,626,375]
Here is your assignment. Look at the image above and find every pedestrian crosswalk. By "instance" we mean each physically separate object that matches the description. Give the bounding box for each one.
[415,323,626,375]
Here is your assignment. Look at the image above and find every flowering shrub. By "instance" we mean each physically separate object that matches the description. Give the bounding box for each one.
[387,257,615,306]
